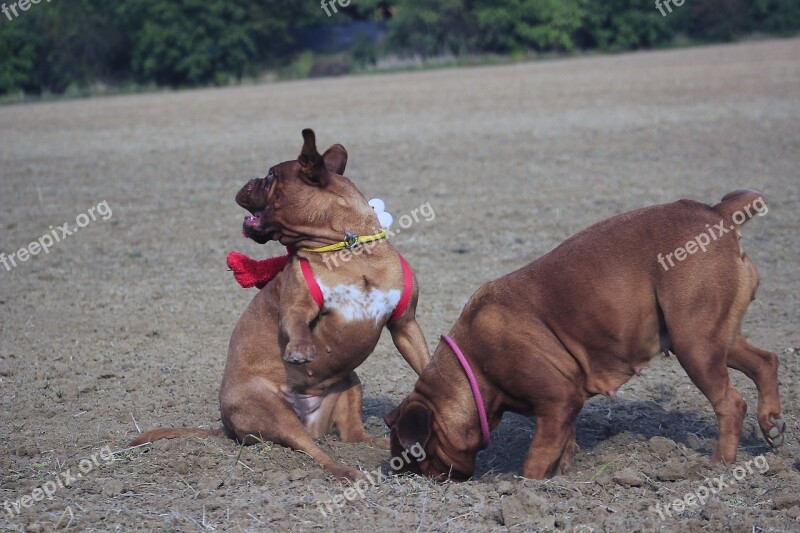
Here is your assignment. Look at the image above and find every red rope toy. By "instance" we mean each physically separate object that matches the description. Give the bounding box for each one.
[226,248,294,289]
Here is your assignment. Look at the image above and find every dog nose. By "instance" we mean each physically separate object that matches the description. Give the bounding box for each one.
[236,180,257,207]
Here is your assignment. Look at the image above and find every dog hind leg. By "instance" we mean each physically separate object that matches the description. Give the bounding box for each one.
[727,336,785,447]
[670,338,747,464]
[222,379,361,480]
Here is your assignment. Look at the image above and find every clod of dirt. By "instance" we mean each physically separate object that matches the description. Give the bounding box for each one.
[532,516,557,531]
[500,491,550,526]
[288,468,309,481]
[593,471,614,487]
[786,507,800,519]
[101,479,125,497]
[14,445,40,457]
[656,460,688,481]
[686,434,704,450]
[648,436,675,456]
[497,480,514,495]
[199,478,224,492]
[773,494,800,510]
[701,498,728,521]
[613,468,644,487]
[763,455,790,476]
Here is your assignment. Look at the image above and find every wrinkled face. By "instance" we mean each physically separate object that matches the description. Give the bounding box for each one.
[385,397,473,482]
[235,161,312,244]
[235,128,348,244]
[235,167,280,243]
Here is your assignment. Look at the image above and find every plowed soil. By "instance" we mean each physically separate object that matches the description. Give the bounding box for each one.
[1,38,799,532]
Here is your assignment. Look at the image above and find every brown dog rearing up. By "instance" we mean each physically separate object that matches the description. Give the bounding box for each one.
[131,129,431,479]
[386,190,785,480]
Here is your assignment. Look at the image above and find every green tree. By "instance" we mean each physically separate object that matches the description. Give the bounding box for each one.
[1,0,799,96]
[577,0,672,51]
[0,20,40,94]
[475,0,588,52]
[0,1,125,94]
[388,0,476,56]
[749,0,800,33]
[120,0,256,87]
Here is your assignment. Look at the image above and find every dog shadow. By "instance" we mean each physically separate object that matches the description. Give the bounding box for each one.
[472,398,773,477]
[363,395,398,421]
[363,394,772,478]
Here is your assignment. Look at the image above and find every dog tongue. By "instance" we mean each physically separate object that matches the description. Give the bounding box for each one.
[244,214,262,229]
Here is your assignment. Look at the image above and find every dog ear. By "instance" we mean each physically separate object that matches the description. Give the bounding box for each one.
[298,129,330,187]
[384,401,404,428]
[322,144,348,175]
[392,403,433,451]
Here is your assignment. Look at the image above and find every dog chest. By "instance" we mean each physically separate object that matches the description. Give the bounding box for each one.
[317,282,401,323]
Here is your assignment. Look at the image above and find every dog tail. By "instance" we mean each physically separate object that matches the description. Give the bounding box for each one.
[713,189,768,225]
[129,426,226,447]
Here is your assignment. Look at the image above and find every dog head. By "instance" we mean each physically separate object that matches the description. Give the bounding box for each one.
[236,129,376,247]
[384,395,476,481]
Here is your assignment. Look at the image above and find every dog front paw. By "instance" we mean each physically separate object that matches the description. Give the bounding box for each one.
[330,465,363,481]
[284,341,317,364]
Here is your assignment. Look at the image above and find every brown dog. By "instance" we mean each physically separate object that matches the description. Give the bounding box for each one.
[386,190,785,480]
[131,130,430,479]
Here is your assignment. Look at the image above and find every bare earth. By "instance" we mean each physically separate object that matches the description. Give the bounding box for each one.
[1,38,799,532]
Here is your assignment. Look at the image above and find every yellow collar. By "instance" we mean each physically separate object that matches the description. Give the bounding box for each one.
[299,229,387,253]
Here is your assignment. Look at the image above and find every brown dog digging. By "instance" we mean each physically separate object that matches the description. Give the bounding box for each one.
[131,129,431,479]
[386,190,785,480]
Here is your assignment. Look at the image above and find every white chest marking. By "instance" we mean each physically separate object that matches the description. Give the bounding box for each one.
[318,282,401,323]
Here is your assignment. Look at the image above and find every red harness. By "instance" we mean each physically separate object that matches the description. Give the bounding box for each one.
[390,254,414,322]
[227,249,414,322]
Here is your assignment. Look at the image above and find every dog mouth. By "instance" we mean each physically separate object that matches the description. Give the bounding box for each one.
[244,213,263,230]
[241,213,275,244]
[237,177,277,243]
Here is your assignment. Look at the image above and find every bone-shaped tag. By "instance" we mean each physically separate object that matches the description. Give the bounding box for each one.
[368,198,394,229]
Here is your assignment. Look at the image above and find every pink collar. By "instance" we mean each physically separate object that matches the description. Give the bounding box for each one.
[441,334,490,449]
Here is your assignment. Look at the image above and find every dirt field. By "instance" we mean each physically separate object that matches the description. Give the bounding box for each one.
[1,38,799,532]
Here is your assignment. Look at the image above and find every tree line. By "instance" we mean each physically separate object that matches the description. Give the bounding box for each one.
[1,0,798,96]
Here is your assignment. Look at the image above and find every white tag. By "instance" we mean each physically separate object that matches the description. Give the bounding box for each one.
[369,198,393,229]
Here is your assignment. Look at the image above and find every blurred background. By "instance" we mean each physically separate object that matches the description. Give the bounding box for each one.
[1,0,799,99]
